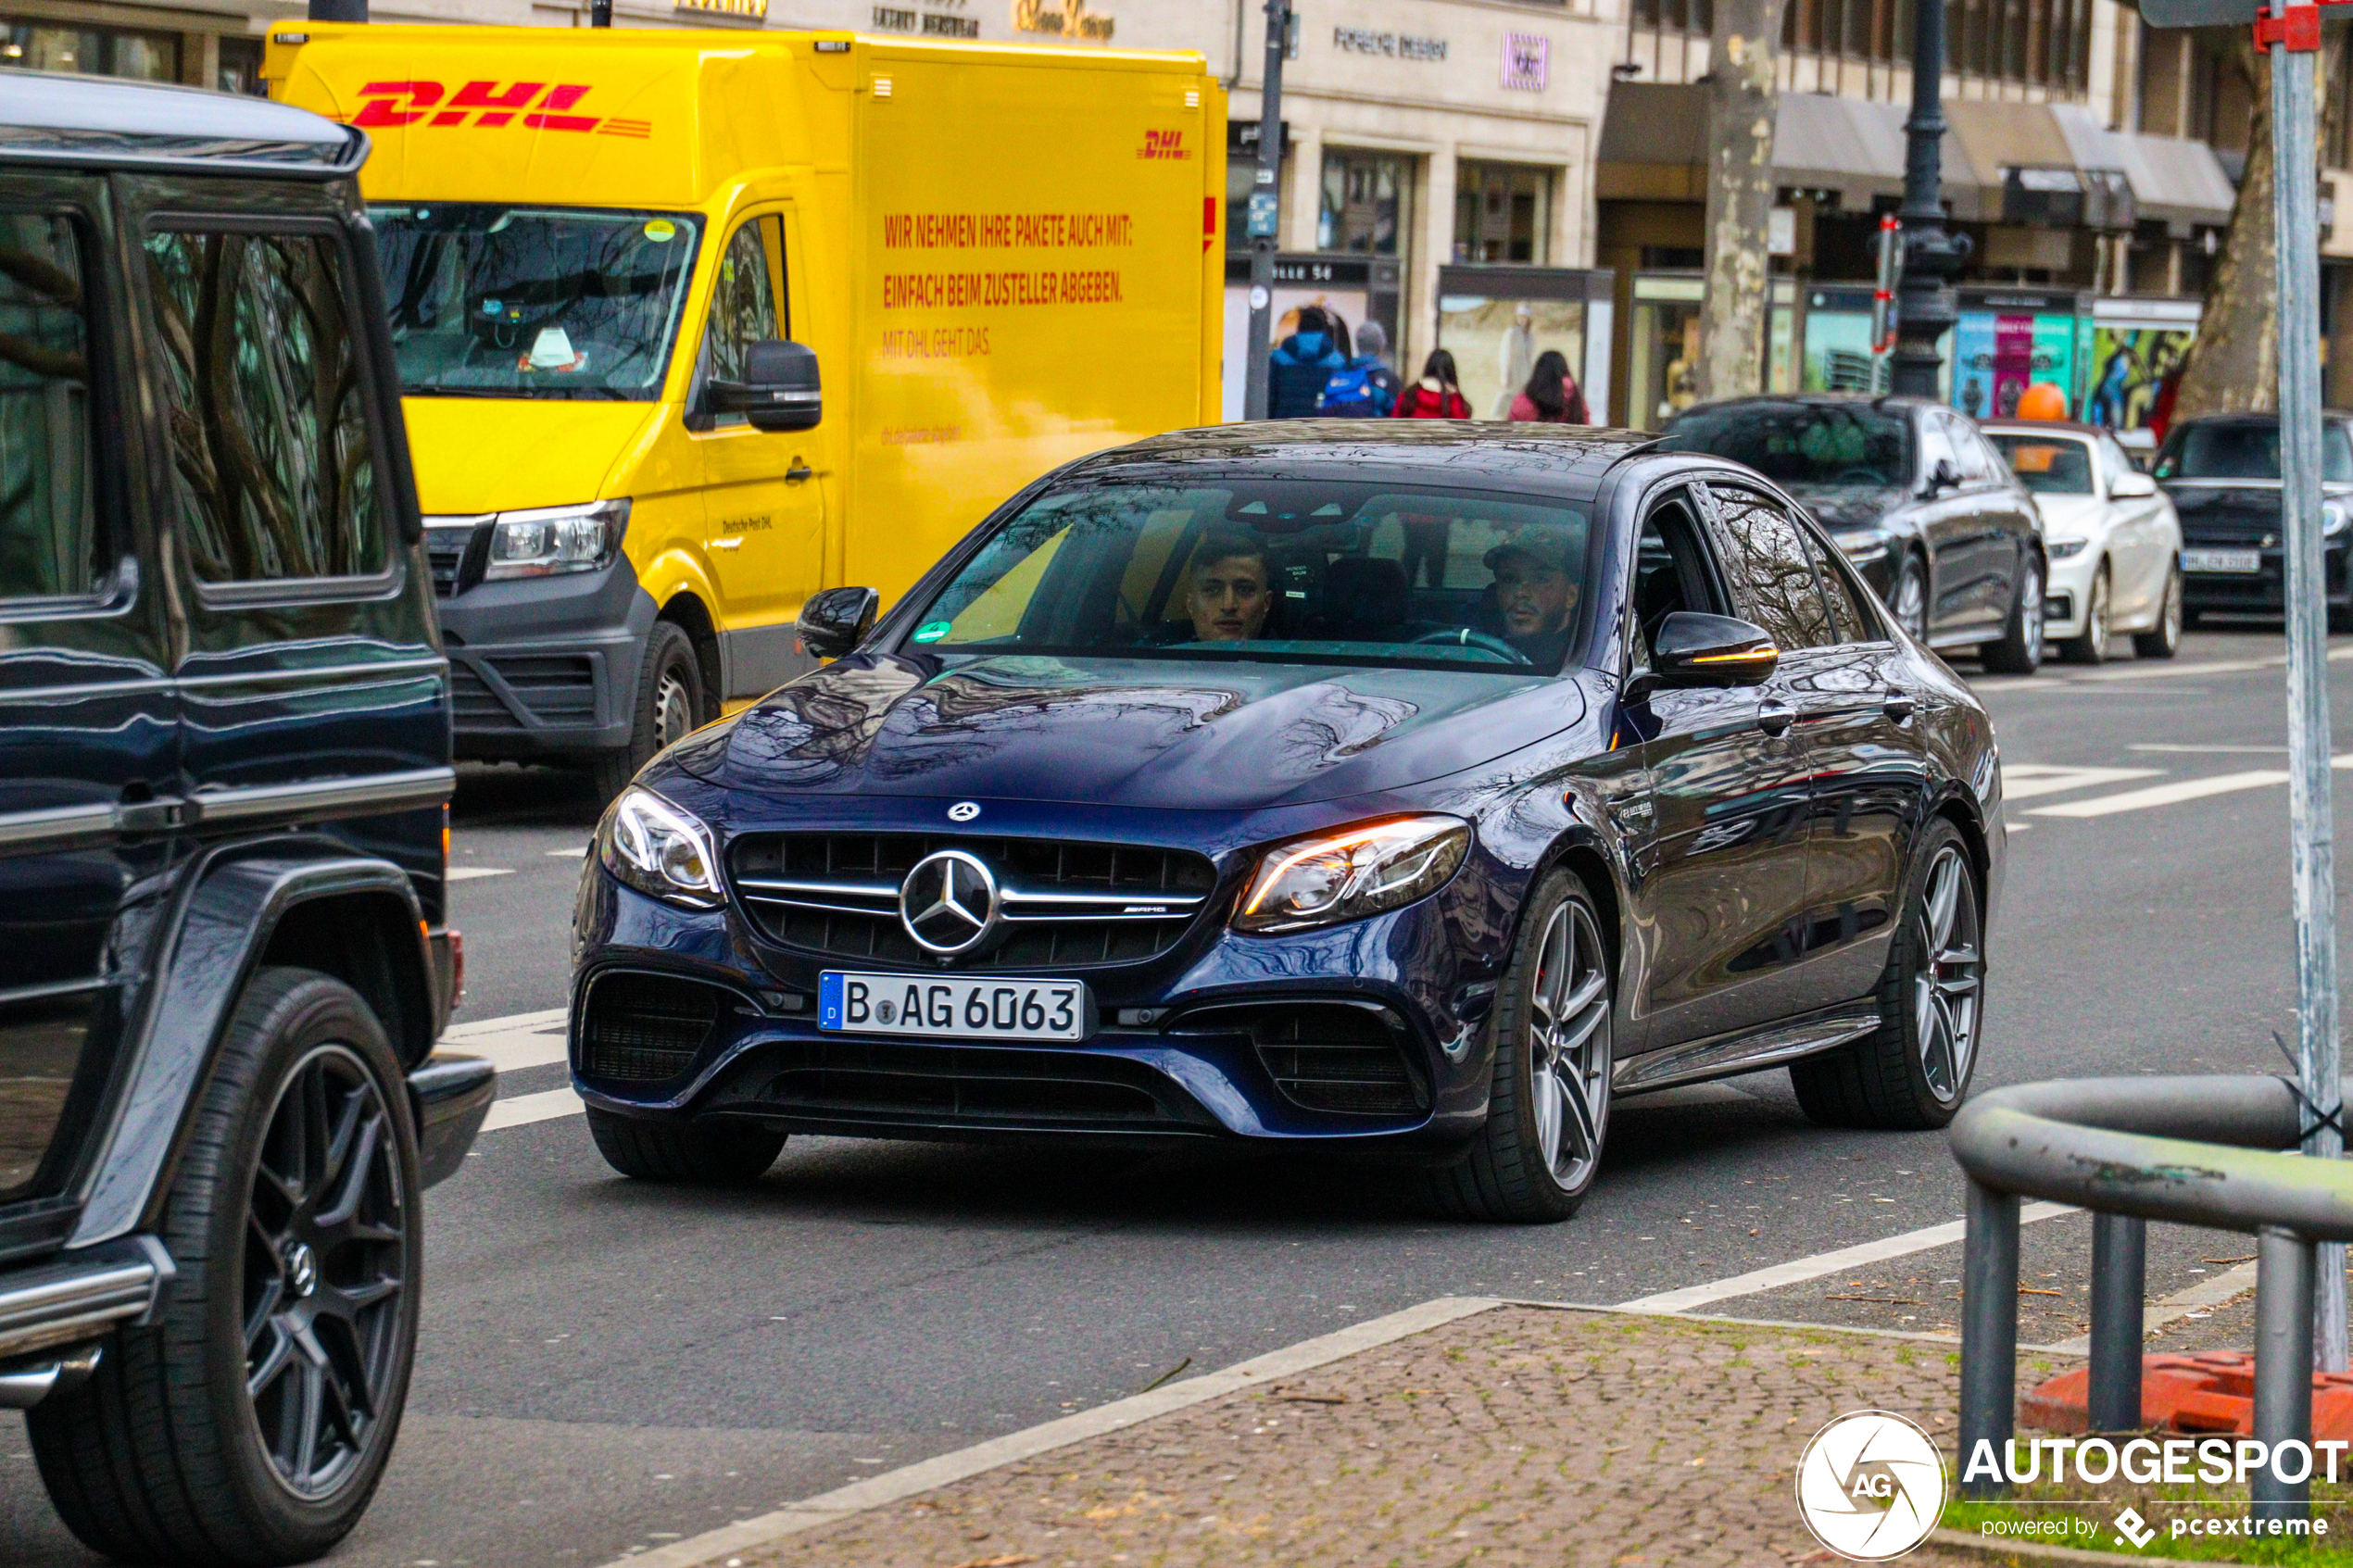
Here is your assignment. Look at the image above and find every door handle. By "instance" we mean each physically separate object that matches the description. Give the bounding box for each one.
[1756,698,1796,737]
[786,461,813,483]
[1882,689,1917,724]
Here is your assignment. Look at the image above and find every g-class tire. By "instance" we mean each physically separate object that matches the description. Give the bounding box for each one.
[586,1108,785,1185]
[592,621,703,804]
[30,968,421,1567]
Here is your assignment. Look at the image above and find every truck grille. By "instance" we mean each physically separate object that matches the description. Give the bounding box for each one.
[729,834,1217,969]
[422,518,485,597]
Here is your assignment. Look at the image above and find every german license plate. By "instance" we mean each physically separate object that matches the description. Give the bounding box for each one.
[2183,548,2260,573]
[817,972,1092,1042]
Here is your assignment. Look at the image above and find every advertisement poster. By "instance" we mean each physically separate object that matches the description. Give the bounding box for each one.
[2085,325,2196,433]
[1952,310,2078,420]
[1436,295,1587,420]
[1801,310,1879,393]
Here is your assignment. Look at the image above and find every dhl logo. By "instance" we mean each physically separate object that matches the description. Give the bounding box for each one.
[346,81,651,139]
[1137,128,1190,161]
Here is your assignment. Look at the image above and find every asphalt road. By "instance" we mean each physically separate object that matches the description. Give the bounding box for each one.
[6,627,2351,1568]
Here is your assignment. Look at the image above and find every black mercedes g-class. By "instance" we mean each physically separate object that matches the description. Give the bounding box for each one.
[0,71,491,1563]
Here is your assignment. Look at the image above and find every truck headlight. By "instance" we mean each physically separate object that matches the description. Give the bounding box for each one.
[484,499,629,581]
[1234,815,1469,935]
[598,786,724,908]
[2047,537,2089,559]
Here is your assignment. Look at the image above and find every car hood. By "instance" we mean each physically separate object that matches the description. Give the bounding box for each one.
[665,653,1590,809]
[399,396,648,515]
[1782,483,1908,533]
[2033,494,2104,536]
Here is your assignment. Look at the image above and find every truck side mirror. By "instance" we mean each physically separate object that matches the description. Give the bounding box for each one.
[796,585,877,660]
[709,340,822,433]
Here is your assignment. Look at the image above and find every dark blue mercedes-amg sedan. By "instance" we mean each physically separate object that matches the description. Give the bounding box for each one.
[570,423,2005,1222]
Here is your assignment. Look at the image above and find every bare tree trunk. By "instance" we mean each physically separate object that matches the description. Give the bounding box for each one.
[1697,0,1792,403]
[2176,32,2278,418]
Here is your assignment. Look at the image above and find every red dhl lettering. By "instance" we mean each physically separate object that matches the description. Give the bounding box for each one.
[346,81,628,135]
[1138,129,1190,160]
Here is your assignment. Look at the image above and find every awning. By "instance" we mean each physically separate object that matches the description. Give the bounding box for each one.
[1598,82,2236,231]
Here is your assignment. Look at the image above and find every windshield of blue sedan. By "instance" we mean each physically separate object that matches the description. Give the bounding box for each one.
[1657,402,1911,488]
[371,205,700,400]
[903,481,1594,671]
[2153,422,2353,482]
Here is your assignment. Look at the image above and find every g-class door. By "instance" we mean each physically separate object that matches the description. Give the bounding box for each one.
[0,176,176,1237]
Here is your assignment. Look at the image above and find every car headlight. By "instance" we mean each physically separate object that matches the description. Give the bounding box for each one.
[2046,537,2089,559]
[598,785,724,908]
[1234,815,1470,935]
[484,499,629,581]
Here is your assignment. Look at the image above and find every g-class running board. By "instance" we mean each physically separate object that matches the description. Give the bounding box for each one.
[0,1236,170,1401]
[1613,1007,1881,1096]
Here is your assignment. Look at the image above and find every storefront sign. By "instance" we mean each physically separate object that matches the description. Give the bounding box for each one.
[1334,26,1447,61]
[675,0,767,16]
[1500,33,1548,91]
[1014,0,1113,41]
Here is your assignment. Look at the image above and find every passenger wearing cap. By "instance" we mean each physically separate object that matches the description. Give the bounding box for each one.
[1482,529,1579,664]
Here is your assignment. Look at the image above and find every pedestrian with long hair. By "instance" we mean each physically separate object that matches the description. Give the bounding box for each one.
[1507,348,1590,424]
[1393,349,1470,419]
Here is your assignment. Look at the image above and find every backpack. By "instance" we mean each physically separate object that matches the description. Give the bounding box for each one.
[1317,360,1390,418]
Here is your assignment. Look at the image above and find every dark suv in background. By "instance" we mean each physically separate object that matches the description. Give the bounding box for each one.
[0,74,490,1563]
[1659,394,2049,671]
[2153,412,2353,629]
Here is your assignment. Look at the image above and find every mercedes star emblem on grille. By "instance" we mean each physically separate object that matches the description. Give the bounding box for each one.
[900,848,1000,955]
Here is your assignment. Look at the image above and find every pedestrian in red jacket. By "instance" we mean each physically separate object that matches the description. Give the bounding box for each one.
[1393,349,1471,419]
[1507,349,1591,425]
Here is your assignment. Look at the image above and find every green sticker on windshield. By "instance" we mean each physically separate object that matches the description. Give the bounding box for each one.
[912,621,952,644]
[643,219,677,242]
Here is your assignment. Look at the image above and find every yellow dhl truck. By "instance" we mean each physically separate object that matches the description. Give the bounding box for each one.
[268,26,1224,794]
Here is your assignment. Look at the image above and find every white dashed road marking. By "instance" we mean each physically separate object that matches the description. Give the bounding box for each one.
[2030,769,2292,818]
[1999,764,2162,801]
[482,1086,586,1131]
[445,866,516,882]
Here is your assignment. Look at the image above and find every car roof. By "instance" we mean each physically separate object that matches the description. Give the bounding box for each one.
[2167,411,2353,430]
[1677,393,1943,417]
[1981,420,2108,439]
[1089,420,1662,493]
[0,69,364,178]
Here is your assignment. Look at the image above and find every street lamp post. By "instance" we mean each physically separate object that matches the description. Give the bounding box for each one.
[1889,0,1969,397]
[1241,0,1291,420]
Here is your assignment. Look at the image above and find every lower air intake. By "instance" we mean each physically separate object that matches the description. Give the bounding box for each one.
[1185,1002,1431,1118]
[580,972,725,1084]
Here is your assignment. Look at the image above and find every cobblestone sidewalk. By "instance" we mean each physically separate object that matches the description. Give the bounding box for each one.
[718,1306,2008,1568]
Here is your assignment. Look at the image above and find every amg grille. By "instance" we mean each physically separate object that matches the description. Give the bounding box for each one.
[1183,1002,1430,1117]
[729,834,1216,969]
[702,1037,1216,1134]
[579,972,726,1083]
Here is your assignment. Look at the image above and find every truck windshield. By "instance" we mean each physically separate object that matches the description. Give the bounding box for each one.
[371,205,700,400]
[902,478,1594,673]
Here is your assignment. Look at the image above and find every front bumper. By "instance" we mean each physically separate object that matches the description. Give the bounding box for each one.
[569,857,1506,1150]
[434,548,658,759]
[2183,540,2351,615]
[409,1054,495,1186]
[2042,548,2097,636]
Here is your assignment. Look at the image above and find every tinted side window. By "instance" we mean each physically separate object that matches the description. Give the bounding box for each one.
[145,228,386,584]
[705,219,779,389]
[1952,418,1994,483]
[1917,412,1958,485]
[1699,483,1836,650]
[0,211,99,601]
[1797,523,1872,642]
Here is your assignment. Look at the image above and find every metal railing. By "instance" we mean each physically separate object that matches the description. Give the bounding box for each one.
[1949,1075,2353,1520]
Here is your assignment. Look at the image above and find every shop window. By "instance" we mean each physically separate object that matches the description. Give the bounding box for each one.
[2,19,180,82]
[1226,128,1291,251]
[1437,293,1588,420]
[219,35,265,95]
[1629,276,1704,433]
[1453,163,1552,266]
[1638,0,1714,33]
[1318,149,1413,260]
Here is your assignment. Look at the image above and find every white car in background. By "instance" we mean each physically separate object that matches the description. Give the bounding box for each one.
[1983,420,2183,663]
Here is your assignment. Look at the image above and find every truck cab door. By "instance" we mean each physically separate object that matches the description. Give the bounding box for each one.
[691,209,825,700]
[0,181,177,1244]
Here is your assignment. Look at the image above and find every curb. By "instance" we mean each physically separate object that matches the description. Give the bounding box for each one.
[595,1294,1502,1568]
[1926,1524,2266,1567]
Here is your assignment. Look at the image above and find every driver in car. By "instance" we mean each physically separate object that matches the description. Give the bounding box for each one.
[1484,528,1580,664]
[1185,531,1273,643]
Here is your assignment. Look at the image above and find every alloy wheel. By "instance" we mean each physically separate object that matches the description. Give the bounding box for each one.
[2020,563,2046,650]
[652,668,695,748]
[1894,562,1928,639]
[1913,847,1982,1104]
[2083,571,2109,660]
[1526,897,1612,1191]
[243,1044,409,1499]
[2161,572,2183,646]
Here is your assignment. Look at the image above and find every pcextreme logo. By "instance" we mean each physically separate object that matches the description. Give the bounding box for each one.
[344,81,651,139]
[1138,128,1191,160]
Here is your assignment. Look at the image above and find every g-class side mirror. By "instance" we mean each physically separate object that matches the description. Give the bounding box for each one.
[1649,611,1780,688]
[708,340,822,433]
[796,585,878,660]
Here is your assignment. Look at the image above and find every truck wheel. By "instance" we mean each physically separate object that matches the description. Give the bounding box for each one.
[30,968,420,1566]
[586,1107,784,1185]
[593,621,702,803]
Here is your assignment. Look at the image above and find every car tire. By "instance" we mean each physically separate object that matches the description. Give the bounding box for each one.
[591,621,703,805]
[1426,868,1612,1224]
[586,1108,785,1185]
[2057,562,2109,664]
[1892,554,1930,642]
[1790,820,1985,1132]
[1979,556,2045,674]
[30,968,420,1567]
[2131,567,2183,659]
